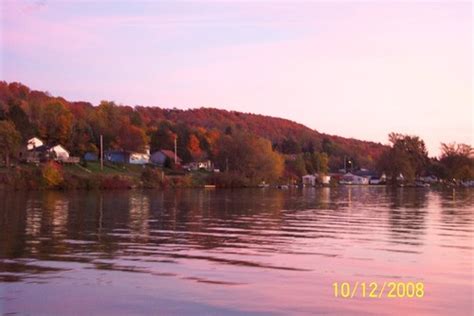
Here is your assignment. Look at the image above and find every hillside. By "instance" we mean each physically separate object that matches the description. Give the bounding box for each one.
[0,81,385,171]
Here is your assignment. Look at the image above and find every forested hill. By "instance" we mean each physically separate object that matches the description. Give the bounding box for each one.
[0,81,385,170]
[144,107,386,168]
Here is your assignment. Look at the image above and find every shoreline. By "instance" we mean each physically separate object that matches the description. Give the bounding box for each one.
[1,162,470,192]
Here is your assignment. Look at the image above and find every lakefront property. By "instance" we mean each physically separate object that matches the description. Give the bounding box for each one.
[0,82,472,190]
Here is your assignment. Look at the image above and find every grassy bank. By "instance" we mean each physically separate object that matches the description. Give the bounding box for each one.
[0,162,214,191]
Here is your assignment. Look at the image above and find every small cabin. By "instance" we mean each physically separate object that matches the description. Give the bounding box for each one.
[50,145,70,160]
[302,175,316,186]
[340,172,369,185]
[26,137,44,150]
[150,150,182,167]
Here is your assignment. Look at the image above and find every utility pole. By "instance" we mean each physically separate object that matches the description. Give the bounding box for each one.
[100,134,103,171]
[174,135,178,165]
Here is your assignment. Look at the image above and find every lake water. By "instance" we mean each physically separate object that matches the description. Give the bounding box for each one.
[0,187,472,315]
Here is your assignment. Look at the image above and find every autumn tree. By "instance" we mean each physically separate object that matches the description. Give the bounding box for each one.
[150,121,176,153]
[68,120,95,156]
[89,101,122,149]
[115,123,149,152]
[203,129,221,158]
[41,161,63,188]
[0,120,21,167]
[38,101,74,144]
[216,132,284,183]
[187,134,202,161]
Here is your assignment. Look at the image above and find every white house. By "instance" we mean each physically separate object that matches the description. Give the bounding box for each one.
[129,152,150,164]
[302,174,317,186]
[49,145,70,160]
[369,173,386,185]
[340,172,369,185]
[183,160,214,171]
[27,137,44,150]
[319,175,331,185]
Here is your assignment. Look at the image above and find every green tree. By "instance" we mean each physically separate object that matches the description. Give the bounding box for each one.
[377,133,429,183]
[8,102,33,139]
[150,121,176,153]
[311,152,329,175]
[439,143,474,181]
[287,154,307,177]
[303,152,315,174]
[0,120,21,167]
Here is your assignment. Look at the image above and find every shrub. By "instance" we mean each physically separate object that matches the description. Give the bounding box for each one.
[209,172,250,188]
[99,175,132,190]
[41,162,64,188]
[141,167,165,188]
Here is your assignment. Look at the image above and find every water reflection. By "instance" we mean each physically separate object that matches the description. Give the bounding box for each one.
[0,188,473,315]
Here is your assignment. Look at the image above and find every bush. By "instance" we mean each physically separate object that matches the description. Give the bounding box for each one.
[209,172,250,188]
[169,175,194,188]
[99,175,133,190]
[0,167,41,190]
[41,162,64,188]
[141,167,165,188]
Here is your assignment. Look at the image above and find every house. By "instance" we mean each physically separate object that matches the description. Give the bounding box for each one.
[49,145,69,160]
[319,174,331,185]
[150,150,182,167]
[339,172,369,185]
[21,140,78,163]
[47,145,79,163]
[302,174,316,186]
[129,151,150,165]
[183,160,214,171]
[354,169,376,179]
[369,173,386,185]
[105,151,129,163]
[84,152,98,161]
[129,146,151,165]
[105,150,150,165]
[20,144,51,163]
[27,137,44,150]
[417,175,438,184]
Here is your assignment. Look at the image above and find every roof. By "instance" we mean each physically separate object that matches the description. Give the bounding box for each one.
[31,145,50,152]
[50,144,69,152]
[30,144,69,153]
[343,172,366,179]
[157,149,182,162]
[28,137,43,143]
[354,170,377,177]
[105,150,129,156]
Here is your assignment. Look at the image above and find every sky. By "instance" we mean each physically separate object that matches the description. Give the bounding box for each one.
[1,0,472,156]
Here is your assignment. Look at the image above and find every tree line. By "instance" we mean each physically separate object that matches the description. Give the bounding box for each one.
[0,82,472,185]
[377,133,473,184]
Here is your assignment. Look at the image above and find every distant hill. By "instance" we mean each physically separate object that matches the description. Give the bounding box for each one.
[135,107,386,169]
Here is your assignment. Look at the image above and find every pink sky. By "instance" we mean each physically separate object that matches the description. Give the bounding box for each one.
[1,1,472,156]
